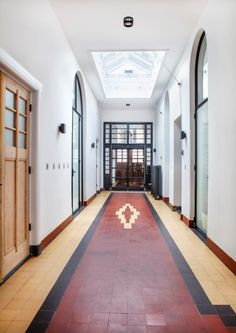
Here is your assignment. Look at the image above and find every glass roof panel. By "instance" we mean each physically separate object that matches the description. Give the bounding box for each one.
[92,51,166,98]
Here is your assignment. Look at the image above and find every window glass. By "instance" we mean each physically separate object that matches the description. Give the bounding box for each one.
[197,35,208,103]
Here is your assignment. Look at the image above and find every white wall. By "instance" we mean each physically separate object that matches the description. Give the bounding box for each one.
[155,0,236,260]
[0,0,100,243]
[101,109,154,123]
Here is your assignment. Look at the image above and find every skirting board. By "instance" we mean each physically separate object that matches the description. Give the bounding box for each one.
[168,202,175,211]
[163,196,235,275]
[162,197,169,204]
[84,193,97,206]
[180,214,195,228]
[41,215,73,251]
[207,238,236,275]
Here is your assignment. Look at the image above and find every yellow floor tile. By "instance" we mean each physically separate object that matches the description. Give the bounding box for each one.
[0,310,20,321]
[5,321,29,333]
[4,300,27,311]
[0,321,10,333]
[14,310,37,321]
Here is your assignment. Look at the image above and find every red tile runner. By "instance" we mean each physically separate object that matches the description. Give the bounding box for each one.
[46,193,230,333]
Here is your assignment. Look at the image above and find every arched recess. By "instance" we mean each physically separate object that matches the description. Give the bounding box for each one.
[72,72,85,214]
[162,91,170,199]
[190,29,208,234]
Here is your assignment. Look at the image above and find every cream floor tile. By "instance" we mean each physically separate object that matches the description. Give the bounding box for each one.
[0,321,10,333]
[146,193,236,310]
[5,321,29,333]
[0,192,109,330]
[14,310,37,321]
[0,310,20,321]
[4,300,27,311]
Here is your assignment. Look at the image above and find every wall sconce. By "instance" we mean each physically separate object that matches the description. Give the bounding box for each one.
[91,142,95,148]
[181,131,187,139]
[59,123,66,134]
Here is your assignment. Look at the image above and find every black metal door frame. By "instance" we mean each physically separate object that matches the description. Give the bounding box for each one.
[103,122,152,191]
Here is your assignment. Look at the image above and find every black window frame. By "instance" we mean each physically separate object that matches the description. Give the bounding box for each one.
[72,74,84,215]
[103,122,153,191]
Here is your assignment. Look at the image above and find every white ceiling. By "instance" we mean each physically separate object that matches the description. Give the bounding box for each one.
[50,0,207,110]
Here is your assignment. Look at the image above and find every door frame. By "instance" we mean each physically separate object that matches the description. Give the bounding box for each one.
[71,74,83,215]
[103,122,153,191]
[0,48,43,253]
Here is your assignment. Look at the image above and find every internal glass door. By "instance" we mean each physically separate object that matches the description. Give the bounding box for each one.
[128,149,144,189]
[195,33,208,234]
[72,75,83,214]
[112,148,128,190]
[111,148,144,190]
[196,102,208,234]
[104,122,152,191]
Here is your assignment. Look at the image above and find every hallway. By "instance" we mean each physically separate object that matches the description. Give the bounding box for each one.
[0,0,236,332]
[0,193,235,332]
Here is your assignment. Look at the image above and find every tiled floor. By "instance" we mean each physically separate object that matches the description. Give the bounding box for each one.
[0,191,235,333]
[146,193,236,312]
[0,192,110,333]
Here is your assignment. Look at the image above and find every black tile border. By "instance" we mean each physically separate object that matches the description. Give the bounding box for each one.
[144,194,236,327]
[25,193,113,333]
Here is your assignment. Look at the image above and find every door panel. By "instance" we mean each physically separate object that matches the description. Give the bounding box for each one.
[0,72,30,281]
[111,148,145,190]
[72,110,83,213]
[72,111,79,212]
[128,149,144,190]
[196,101,208,234]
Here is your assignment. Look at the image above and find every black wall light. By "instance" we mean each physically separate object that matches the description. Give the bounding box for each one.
[181,131,187,139]
[124,16,134,28]
[59,123,66,134]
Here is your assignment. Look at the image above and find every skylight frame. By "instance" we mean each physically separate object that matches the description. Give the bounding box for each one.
[91,50,166,99]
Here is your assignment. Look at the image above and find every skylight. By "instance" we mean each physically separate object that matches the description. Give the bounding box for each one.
[92,51,166,99]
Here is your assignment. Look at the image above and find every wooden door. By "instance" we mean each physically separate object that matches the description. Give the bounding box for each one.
[0,72,30,281]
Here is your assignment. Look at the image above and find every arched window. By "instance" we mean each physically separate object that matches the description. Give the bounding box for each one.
[72,74,83,214]
[195,32,208,235]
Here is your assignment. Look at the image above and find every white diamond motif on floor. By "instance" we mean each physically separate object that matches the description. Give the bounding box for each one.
[115,203,140,229]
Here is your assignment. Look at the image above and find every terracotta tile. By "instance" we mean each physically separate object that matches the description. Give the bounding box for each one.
[128,326,147,333]
[128,314,146,326]
[145,304,162,314]
[109,313,128,325]
[87,324,108,333]
[147,326,167,333]
[91,312,109,325]
[66,323,88,333]
[146,314,166,326]
[111,300,128,314]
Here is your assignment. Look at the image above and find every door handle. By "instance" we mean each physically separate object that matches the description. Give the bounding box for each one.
[72,169,76,176]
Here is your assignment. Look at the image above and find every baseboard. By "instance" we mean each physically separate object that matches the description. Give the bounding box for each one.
[180,214,195,228]
[84,193,97,206]
[163,196,169,203]
[162,197,169,205]
[41,215,73,251]
[207,238,236,275]
[168,202,175,210]
[97,187,104,194]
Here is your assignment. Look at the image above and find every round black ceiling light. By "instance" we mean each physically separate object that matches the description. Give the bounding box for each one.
[124,16,134,28]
